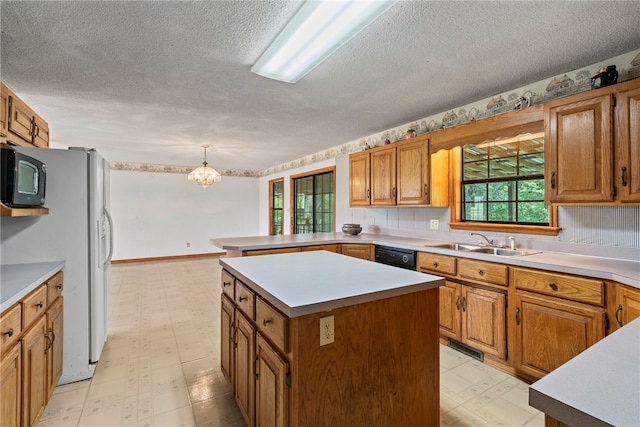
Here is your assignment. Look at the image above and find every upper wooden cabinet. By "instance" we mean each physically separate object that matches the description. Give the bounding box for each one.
[349,135,447,207]
[545,78,640,205]
[1,82,49,148]
[615,83,640,203]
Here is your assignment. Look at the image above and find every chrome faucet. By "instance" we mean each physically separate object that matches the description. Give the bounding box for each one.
[471,232,495,247]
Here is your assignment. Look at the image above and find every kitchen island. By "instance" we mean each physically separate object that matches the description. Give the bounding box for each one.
[219,250,444,427]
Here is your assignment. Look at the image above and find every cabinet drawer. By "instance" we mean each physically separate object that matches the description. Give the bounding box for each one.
[256,298,287,353]
[235,280,255,320]
[512,268,604,306]
[221,270,235,300]
[23,284,48,329]
[458,259,508,286]
[0,304,22,351]
[47,271,64,304]
[417,252,456,275]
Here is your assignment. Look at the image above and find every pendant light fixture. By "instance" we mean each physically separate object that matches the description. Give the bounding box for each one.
[188,145,221,188]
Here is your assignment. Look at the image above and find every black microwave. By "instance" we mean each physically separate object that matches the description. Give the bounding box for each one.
[1,146,46,207]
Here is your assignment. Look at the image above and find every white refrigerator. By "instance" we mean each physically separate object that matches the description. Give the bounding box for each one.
[0,147,113,384]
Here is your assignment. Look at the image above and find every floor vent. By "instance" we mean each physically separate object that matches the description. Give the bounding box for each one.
[448,339,484,362]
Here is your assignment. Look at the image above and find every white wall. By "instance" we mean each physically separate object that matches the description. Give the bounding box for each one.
[111,170,259,260]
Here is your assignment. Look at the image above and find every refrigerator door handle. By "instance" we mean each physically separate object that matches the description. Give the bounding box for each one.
[103,207,114,266]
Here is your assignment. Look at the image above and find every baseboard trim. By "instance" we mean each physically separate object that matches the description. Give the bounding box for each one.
[111,252,226,264]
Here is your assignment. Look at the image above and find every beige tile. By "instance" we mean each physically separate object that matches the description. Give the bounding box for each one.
[153,405,196,426]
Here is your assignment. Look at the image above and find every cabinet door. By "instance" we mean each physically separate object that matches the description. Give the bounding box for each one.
[439,281,461,340]
[255,334,288,427]
[220,295,235,388]
[7,92,34,146]
[0,84,8,137]
[397,139,429,205]
[513,291,605,381]
[349,151,371,206]
[616,286,640,328]
[0,343,21,427]
[370,146,396,205]
[22,316,48,427]
[340,244,373,261]
[545,94,613,203]
[461,286,506,359]
[235,312,255,427]
[32,113,49,148]
[46,297,63,400]
[616,85,640,203]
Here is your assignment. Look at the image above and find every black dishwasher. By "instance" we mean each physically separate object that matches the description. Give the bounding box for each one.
[374,245,416,270]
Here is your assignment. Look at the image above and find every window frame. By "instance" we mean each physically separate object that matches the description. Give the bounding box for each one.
[268,177,284,236]
[289,166,336,235]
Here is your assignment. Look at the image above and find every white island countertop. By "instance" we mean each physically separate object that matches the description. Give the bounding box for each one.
[220,250,444,317]
[529,317,640,426]
[1,261,65,312]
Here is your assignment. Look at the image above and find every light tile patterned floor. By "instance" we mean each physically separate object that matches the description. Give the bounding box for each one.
[39,258,543,427]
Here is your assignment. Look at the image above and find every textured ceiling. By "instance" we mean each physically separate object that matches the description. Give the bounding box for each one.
[1,1,639,172]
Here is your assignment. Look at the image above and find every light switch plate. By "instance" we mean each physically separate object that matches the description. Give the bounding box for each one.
[319,315,334,346]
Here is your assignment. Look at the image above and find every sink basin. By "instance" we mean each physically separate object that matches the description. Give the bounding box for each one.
[471,247,529,257]
[429,243,482,251]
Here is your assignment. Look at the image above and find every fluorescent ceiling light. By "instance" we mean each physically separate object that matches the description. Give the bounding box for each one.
[251,0,397,83]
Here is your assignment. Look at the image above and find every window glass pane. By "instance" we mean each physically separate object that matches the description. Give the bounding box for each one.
[293,171,334,234]
[519,153,544,176]
[464,144,488,162]
[463,161,488,180]
[488,181,515,201]
[489,157,517,178]
[518,202,549,223]
[488,201,516,222]
[464,183,487,202]
[489,141,518,159]
[518,179,545,201]
[464,202,486,221]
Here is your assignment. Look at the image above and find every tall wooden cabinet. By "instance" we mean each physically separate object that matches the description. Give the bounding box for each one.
[545,78,640,204]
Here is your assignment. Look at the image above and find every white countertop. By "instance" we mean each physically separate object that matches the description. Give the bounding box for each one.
[219,250,444,317]
[529,317,640,426]
[212,233,640,289]
[1,261,66,312]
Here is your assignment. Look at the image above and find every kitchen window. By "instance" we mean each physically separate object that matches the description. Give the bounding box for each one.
[461,133,549,225]
[291,167,335,234]
[269,178,284,235]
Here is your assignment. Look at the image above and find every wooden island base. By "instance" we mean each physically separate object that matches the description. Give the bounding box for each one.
[287,287,440,427]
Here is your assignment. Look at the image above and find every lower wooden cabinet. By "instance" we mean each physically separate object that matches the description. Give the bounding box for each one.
[22,316,48,427]
[0,343,21,427]
[614,285,640,329]
[46,297,63,400]
[255,334,288,427]
[221,295,235,387]
[439,281,506,359]
[0,270,64,427]
[512,290,605,381]
[235,312,255,427]
[339,243,374,261]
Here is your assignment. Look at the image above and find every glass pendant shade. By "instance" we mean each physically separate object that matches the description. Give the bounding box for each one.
[188,145,221,188]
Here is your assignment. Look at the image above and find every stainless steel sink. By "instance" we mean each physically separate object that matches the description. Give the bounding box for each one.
[427,242,538,257]
[471,247,527,256]
[429,243,482,251]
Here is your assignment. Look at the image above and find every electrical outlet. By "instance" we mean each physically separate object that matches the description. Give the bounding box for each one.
[186,242,191,248]
[429,219,439,230]
[369,217,375,225]
[319,315,334,346]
